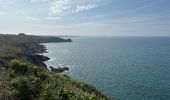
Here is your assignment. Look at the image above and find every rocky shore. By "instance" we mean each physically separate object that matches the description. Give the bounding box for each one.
[0,34,72,68]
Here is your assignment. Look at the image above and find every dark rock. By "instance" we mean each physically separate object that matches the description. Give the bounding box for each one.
[50,66,69,73]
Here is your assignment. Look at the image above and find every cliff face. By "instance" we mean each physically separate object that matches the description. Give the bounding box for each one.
[0,34,71,68]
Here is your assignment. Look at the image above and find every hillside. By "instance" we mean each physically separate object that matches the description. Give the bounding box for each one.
[0,60,108,100]
[0,34,71,68]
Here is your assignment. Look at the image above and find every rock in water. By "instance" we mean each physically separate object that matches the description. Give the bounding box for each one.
[50,66,69,73]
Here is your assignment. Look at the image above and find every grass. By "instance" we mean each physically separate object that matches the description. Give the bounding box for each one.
[0,60,108,100]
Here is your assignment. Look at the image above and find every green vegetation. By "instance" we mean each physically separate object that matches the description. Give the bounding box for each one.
[0,60,108,100]
[0,34,71,67]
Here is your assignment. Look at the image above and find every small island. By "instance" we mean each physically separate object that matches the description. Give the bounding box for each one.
[0,34,108,100]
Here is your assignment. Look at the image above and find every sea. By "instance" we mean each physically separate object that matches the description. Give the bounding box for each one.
[42,36,170,100]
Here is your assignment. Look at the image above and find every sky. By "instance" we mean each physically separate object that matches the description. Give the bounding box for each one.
[0,0,170,36]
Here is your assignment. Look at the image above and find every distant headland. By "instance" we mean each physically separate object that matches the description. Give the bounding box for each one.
[0,33,72,68]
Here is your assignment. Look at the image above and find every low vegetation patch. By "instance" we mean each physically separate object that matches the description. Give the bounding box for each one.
[0,60,108,100]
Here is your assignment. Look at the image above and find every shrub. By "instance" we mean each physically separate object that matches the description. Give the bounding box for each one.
[8,60,29,75]
[10,77,31,100]
[59,88,74,100]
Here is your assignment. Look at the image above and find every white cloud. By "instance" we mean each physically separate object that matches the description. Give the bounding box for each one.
[26,16,39,21]
[45,16,61,20]
[30,0,49,3]
[0,11,8,16]
[75,4,98,12]
[48,0,101,17]
[49,0,71,16]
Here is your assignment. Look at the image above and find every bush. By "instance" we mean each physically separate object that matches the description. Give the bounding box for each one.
[10,76,41,100]
[8,60,29,75]
[10,77,31,100]
[59,88,74,100]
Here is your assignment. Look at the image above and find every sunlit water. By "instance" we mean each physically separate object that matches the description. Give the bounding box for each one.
[43,37,170,100]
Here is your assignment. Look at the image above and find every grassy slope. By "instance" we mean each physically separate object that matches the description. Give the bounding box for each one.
[0,60,108,100]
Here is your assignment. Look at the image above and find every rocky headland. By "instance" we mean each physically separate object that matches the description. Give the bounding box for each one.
[0,34,72,68]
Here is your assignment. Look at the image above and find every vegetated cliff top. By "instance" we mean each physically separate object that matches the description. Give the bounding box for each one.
[0,60,108,100]
[0,34,71,68]
[0,34,72,43]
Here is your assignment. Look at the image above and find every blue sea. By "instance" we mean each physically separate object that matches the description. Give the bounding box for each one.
[43,37,170,100]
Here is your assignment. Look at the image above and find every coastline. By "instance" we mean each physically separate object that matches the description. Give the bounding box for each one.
[0,34,109,99]
[0,34,72,68]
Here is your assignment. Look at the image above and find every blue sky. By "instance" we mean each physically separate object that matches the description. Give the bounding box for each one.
[0,0,170,36]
